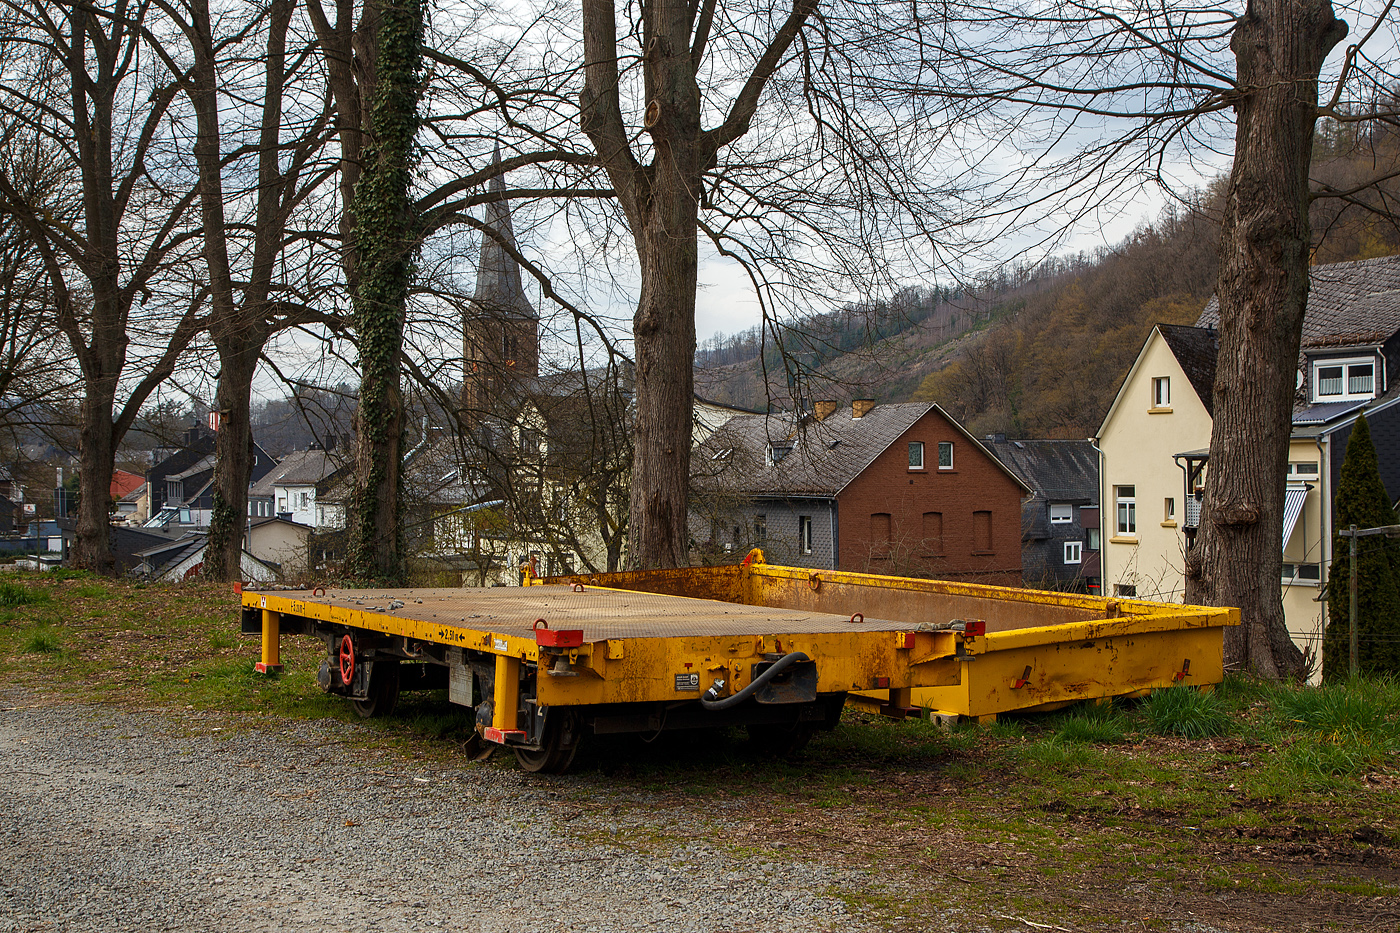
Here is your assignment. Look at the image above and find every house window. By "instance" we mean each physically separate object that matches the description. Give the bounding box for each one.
[299,492,309,509]
[799,515,813,555]
[754,514,767,541]
[767,443,793,466]
[973,510,992,552]
[938,442,954,469]
[909,442,925,470]
[1164,498,1175,522]
[1115,486,1136,535]
[1281,563,1321,583]
[1312,358,1376,401]
[1287,461,1319,478]
[1115,583,1137,598]
[1152,376,1170,408]
[870,513,892,547]
[1064,541,1082,564]
[1049,503,1072,524]
[922,511,944,555]
[1087,527,1101,550]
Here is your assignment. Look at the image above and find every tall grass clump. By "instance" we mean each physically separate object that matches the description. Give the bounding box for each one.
[21,624,62,654]
[1143,686,1232,739]
[1268,677,1400,786]
[1051,700,1130,744]
[0,581,48,608]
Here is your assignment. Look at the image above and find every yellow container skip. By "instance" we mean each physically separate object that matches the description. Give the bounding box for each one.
[553,554,1240,721]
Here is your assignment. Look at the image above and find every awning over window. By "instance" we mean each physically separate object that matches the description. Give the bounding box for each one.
[1282,484,1309,547]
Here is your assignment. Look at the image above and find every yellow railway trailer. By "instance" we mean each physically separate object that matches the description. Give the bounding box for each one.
[549,557,1241,724]
[240,556,969,772]
[242,553,1237,772]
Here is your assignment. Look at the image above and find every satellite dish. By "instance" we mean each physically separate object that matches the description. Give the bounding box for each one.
[1296,369,1304,390]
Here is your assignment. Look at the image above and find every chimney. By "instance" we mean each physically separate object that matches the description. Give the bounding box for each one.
[852,399,876,419]
[813,400,837,422]
[323,434,336,451]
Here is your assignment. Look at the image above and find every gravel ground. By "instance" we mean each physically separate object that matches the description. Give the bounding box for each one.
[0,692,891,933]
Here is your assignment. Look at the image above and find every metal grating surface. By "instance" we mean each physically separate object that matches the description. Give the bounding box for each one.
[277,585,911,639]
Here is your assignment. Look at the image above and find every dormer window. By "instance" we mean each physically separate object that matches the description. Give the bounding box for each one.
[1312,357,1376,402]
[767,443,793,466]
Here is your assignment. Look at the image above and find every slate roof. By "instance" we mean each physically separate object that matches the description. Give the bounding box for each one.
[169,454,215,482]
[133,532,206,576]
[1157,324,1220,417]
[701,402,1028,497]
[1197,255,1400,348]
[250,449,343,495]
[982,439,1099,504]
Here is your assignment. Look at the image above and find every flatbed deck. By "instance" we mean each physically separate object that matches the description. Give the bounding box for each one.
[259,583,920,639]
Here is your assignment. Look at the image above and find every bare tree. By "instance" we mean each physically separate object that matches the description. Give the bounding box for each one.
[0,0,206,572]
[154,0,338,580]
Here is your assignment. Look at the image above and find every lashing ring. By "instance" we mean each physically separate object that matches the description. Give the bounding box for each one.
[533,618,549,632]
[808,573,822,592]
[850,612,864,624]
[572,583,585,593]
[339,634,355,685]
[313,585,326,596]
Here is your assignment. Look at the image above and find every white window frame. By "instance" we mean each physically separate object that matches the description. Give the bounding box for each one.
[1115,486,1136,535]
[1151,376,1170,408]
[1287,461,1320,478]
[799,515,813,555]
[1164,497,1175,522]
[1087,527,1101,550]
[908,441,925,470]
[767,443,793,467]
[1311,357,1377,402]
[1049,503,1073,524]
[937,441,954,470]
[1064,541,1082,564]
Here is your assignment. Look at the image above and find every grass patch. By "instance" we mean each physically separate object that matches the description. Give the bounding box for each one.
[1143,685,1232,738]
[21,623,63,654]
[0,581,48,608]
[69,583,110,599]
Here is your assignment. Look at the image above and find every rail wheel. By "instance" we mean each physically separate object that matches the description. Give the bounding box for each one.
[514,710,583,774]
[746,720,815,757]
[353,659,401,719]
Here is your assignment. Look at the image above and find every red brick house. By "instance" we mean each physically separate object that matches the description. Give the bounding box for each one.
[694,400,1029,584]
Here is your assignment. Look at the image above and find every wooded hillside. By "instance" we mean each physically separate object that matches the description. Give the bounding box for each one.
[695,130,1400,436]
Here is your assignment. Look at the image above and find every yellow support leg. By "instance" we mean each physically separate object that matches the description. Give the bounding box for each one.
[492,655,521,732]
[255,609,282,674]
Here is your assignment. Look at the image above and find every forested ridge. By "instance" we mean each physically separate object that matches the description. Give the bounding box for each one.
[695,129,1400,437]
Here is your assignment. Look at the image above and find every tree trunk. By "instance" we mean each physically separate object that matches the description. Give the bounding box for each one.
[1184,0,1347,678]
[629,177,700,569]
[206,350,258,581]
[189,0,291,582]
[72,383,117,573]
[578,0,814,570]
[345,0,423,583]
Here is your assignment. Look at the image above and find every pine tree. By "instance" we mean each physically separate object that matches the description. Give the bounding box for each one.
[1324,413,1400,680]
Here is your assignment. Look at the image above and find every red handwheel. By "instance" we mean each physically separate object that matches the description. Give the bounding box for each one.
[339,634,355,685]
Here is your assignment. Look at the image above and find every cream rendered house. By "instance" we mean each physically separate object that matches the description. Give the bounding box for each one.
[1097,254,1400,678]
[1097,324,1331,674]
[1096,324,1216,605]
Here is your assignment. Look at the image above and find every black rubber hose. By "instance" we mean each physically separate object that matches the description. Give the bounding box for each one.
[700,651,811,711]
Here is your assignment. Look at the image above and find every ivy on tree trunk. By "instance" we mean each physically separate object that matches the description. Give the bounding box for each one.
[345,0,424,584]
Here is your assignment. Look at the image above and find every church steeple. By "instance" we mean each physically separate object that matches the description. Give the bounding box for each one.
[463,147,539,417]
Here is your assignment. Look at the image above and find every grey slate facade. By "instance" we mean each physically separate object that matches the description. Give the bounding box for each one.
[983,438,1100,591]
